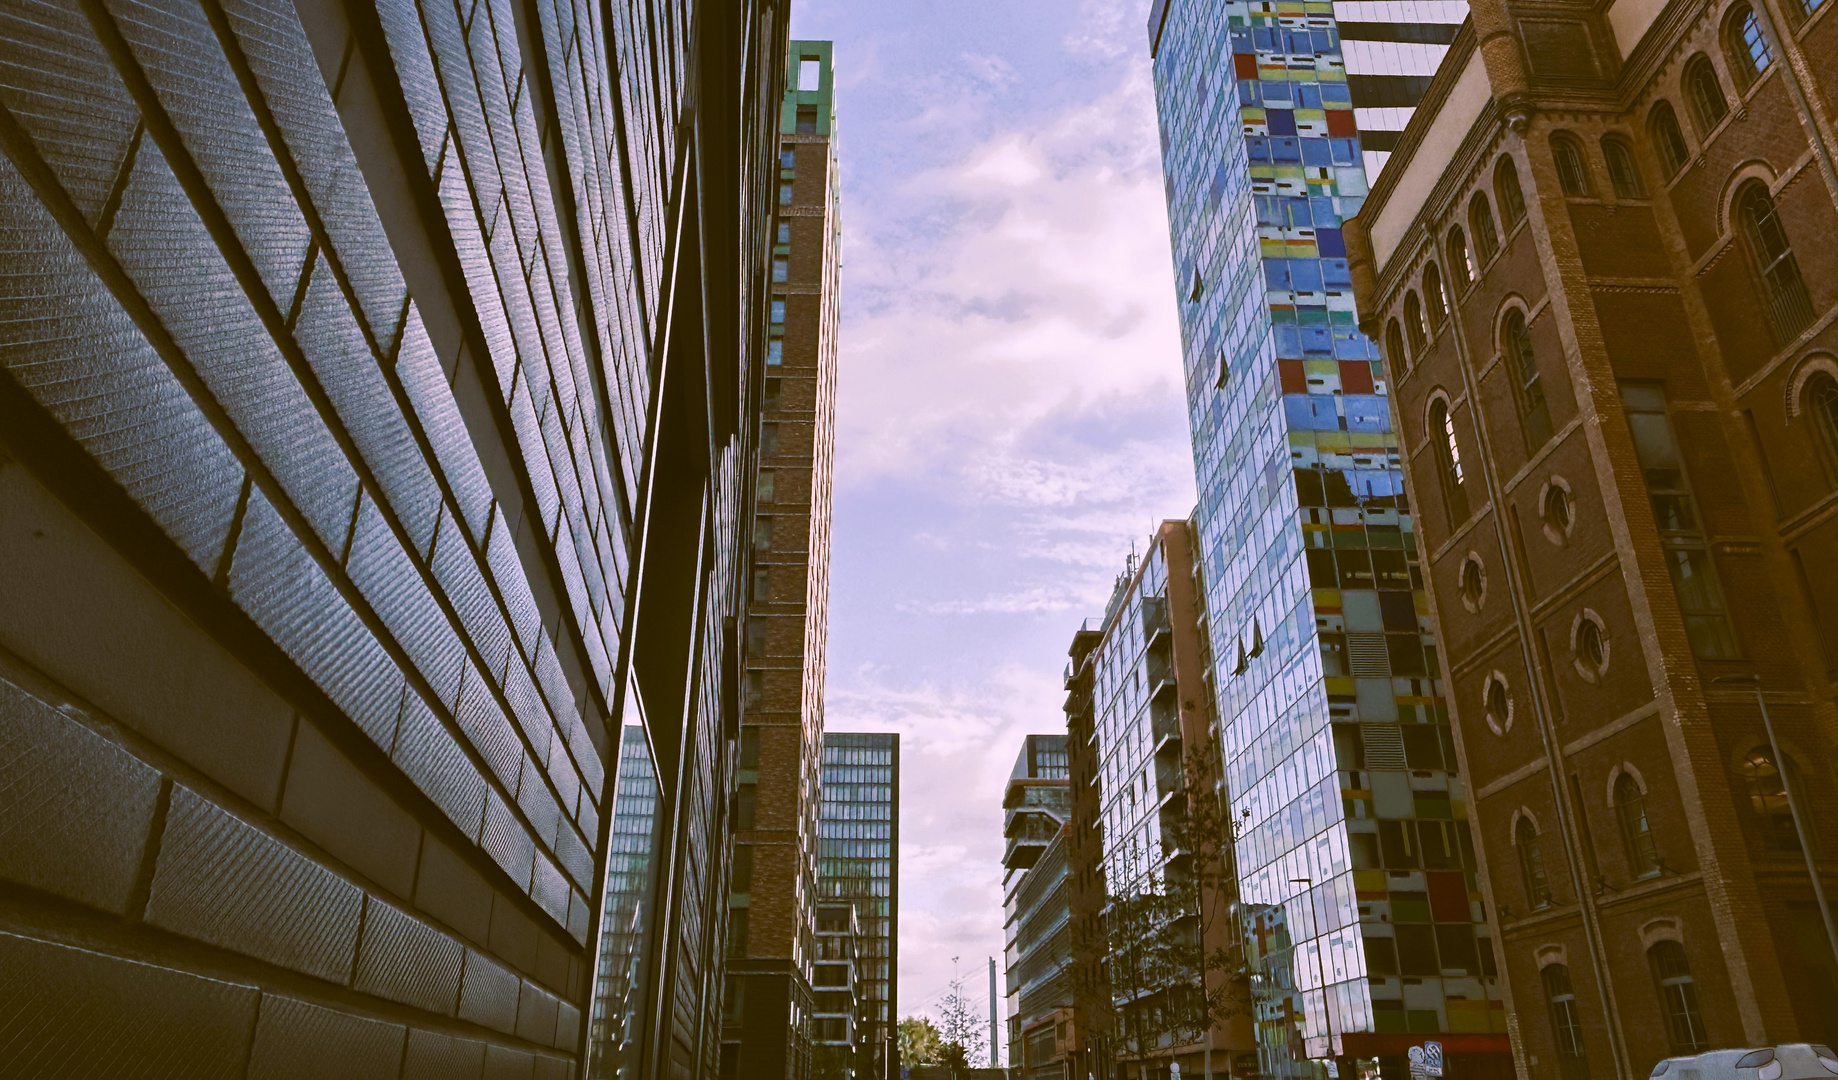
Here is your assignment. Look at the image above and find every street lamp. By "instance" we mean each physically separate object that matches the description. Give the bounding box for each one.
[1291,878,1333,1073]
[1711,674,1838,975]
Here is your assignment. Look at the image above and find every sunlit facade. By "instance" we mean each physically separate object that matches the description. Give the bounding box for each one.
[1147,0,1506,1072]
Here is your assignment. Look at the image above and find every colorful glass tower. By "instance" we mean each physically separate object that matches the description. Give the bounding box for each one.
[1147,0,1510,1074]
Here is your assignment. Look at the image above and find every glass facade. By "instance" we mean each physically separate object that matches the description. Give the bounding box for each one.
[591,726,662,1077]
[1147,0,1501,1069]
[819,732,900,1079]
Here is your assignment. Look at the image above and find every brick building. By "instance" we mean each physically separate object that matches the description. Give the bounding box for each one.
[0,0,784,1073]
[1347,0,1838,1073]
[724,39,843,1080]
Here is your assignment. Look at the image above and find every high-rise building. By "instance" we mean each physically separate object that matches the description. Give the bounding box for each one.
[0,0,783,1074]
[1062,521,1251,1079]
[1348,0,1838,1069]
[1002,734,1072,1074]
[723,37,843,1080]
[820,731,901,1080]
[1146,0,1509,1068]
[812,900,865,1079]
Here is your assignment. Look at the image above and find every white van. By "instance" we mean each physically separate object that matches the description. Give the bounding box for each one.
[1651,1046,1838,1080]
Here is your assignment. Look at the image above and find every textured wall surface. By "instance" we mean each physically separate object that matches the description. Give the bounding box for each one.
[0,0,784,1071]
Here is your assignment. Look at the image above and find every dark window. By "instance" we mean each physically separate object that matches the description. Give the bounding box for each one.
[1423,263,1448,328]
[795,105,818,134]
[1503,310,1554,451]
[1487,677,1511,729]
[1431,401,1470,527]
[1470,196,1500,262]
[1685,57,1729,132]
[1615,773,1659,877]
[1651,102,1692,178]
[1386,318,1409,379]
[1740,748,1802,852]
[1578,617,1607,674]
[740,728,760,769]
[752,568,770,603]
[1649,941,1710,1052]
[1449,226,1475,284]
[1405,292,1427,355]
[1738,183,1815,342]
[1517,817,1552,907]
[1809,374,1838,478]
[1364,935,1400,975]
[1544,484,1573,536]
[731,843,754,894]
[1542,964,1590,1080]
[1622,382,1741,658]
[1395,924,1439,975]
[1604,137,1645,198]
[727,908,750,955]
[1725,5,1774,88]
[735,783,758,831]
[1435,924,1479,973]
[1459,556,1484,608]
[1495,156,1527,227]
[1552,135,1592,196]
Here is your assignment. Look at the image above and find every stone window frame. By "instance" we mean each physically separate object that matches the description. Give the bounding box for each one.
[1482,669,1514,735]
[1538,475,1576,546]
[1570,607,1611,683]
[1458,550,1489,613]
[1786,354,1838,481]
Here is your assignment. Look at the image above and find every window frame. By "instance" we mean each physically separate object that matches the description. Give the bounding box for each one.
[1648,941,1711,1053]
[1470,194,1501,264]
[1603,136,1646,199]
[1430,399,1471,528]
[1423,262,1449,329]
[1502,308,1555,451]
[1615,772,1660,878]
[1737,181,1816,343]
[1724,4,1775,90]
[1685,55,1731,134]
[1405,292,1427,355]
[1448,225,1475,286]
[1650,102,1692,179]
[1518,817,1553,908]
[1495,156,1528,228]
[1542,963,1590,1080]
[1552,134,1593,197]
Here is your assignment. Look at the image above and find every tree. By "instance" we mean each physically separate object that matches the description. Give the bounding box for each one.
[935,960,989,1067]
[897,1016,945,1065]
[1076,737,1252,1070]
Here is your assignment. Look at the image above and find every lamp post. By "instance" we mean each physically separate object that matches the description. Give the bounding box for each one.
[1291,878,1333,1073]
[1711,674,1838,976]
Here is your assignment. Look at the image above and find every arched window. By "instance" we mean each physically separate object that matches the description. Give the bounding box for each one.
[1603,137,1645,198]
[1405,292,1427,354]
[1517,818,1552,907]
[1386,318,1408,379]
[1578,617,1607,675]
[1423,263,1449,329]
[1738,183,1815,342]
[1449,226,1475,285]
[1648,941,1710,1052]
[1725,5,1774,89]
[1503,310,1554,450]
[1685,57,1730,133]
[1431,400,1470,527]
[1615,773,1660,877]
[1808,373,1838,477]
[1739,748,1801,852]
[1542,964,1590,1080]
[1651,102,1692,178]
[1470,196,1500,263]
[1495,156,1528,228]
[1552,135,1592,197]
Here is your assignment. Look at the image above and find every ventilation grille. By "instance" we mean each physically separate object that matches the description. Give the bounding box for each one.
[1363,724,1407,771]
[1348,633,1392,678]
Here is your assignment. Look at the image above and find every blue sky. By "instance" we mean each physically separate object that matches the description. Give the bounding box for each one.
[787,0,1197,1043]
